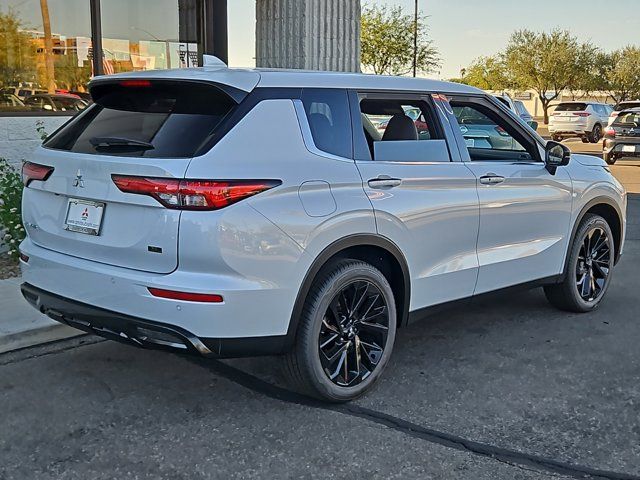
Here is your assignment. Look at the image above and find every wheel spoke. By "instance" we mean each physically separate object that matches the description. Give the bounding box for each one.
[579,272,591,298]
[318,278,390,387]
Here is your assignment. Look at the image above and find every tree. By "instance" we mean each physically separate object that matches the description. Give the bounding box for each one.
[460,55,511,91]
[54,53,91,91]
[361,5,440,76]
[597,47,640,104]
[0,11,37,87]
[504,29,596,124]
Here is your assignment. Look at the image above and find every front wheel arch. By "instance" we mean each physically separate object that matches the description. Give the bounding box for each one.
[560,198,623,281]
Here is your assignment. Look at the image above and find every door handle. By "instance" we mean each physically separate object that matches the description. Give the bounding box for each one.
[479,174,505,185]
[368,175,402,189]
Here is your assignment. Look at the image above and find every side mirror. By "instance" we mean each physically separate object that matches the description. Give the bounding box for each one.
[545,141,570,174]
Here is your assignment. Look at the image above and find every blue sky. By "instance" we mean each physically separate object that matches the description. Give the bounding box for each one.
[229,0,640,78]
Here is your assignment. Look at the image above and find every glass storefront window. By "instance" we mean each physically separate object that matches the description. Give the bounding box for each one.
[0,0,202,114]
[100,0,198,74]
[0,0,92,112]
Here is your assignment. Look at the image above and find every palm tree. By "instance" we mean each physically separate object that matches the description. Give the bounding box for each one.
[39,0,55,93]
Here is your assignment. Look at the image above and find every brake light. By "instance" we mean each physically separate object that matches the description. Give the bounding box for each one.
[604,127,616,138]
[22,161,54,186]
[112,175,281,210]
[148,288,223,303]
[573,112,591,117]
[119,80,152,88]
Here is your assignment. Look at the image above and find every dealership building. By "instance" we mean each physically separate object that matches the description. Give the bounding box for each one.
[0,0,361,167]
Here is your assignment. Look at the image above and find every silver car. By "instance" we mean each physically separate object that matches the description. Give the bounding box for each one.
[20,62,627,402]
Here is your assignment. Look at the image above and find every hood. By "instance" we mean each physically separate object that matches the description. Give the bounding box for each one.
[572,153,607,167]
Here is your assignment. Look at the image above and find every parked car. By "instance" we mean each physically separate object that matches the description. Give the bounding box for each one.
[603,107,640,164]
[493,94,538,130]
[0,93,26,111]
[20,62,627,402]
[23,93,88,112]
[549,102,613,143]
[607,100,640,126]
[2,86,48,100]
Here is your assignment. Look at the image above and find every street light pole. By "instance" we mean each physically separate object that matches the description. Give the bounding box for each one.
[412,0,418,77]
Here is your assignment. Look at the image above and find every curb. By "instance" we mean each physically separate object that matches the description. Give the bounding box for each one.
[0,322,83,355]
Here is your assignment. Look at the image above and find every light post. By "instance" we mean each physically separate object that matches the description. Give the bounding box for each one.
[412,0,418,77]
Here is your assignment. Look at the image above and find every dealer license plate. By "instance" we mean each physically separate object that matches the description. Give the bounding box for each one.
[64,199,105,236]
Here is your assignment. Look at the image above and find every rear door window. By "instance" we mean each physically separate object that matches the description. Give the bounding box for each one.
[301,88,352,158]
[44,81,238,158]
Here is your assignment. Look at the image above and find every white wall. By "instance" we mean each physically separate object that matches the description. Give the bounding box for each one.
[0,116,70,169]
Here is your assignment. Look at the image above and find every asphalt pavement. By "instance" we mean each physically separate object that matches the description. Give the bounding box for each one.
[1,146,639,480]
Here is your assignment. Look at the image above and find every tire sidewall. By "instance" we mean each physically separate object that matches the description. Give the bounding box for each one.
[300,262,397,402]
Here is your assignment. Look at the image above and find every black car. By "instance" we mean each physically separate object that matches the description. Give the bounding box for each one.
[23,93,88,112]
[603,108,640,165]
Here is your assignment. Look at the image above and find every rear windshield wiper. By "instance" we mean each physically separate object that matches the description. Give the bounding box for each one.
[90,137,154,150]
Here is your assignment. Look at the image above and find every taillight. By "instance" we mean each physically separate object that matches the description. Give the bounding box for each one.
[112,175,281,210]
[22,162,54,186]
[604,127,616,138]
[573,112,591,117]
[148,287,223,303]
[611,112,620,118]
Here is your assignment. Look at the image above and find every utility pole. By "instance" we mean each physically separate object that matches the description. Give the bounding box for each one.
[412,0,418,77]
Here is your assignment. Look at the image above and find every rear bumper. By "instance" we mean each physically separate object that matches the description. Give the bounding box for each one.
[21,283,288,358]
[603,140,640,157]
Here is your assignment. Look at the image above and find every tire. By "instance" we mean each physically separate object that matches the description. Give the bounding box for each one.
[604,152,617,165]
[589,124,602,143]
[544,214,615,313]
[284,259,397,402]
[581,136,590,144]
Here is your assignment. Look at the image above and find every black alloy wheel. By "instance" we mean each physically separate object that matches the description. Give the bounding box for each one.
[318,280,390,387]
[575,226,612,302]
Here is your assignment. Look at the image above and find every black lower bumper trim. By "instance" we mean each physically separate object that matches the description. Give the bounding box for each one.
[20,283,288,358]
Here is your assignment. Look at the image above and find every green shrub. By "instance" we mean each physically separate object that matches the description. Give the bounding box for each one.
[0,159,24,260]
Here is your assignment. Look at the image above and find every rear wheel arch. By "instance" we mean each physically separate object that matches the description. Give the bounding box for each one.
[285,235,410,350]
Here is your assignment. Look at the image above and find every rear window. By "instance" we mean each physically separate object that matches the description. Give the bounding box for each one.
[615,102,640,112]
[44,81,238,158]
[555,103,587,112]
[614,112,640,126]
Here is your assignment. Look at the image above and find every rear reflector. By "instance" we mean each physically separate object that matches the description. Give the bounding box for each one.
[19,252,29,263]
[22,162,54,186]
[148,287,223,303]
[112,175,281,210]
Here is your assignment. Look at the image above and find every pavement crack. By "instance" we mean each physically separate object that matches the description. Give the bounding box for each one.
[189,357,640,480]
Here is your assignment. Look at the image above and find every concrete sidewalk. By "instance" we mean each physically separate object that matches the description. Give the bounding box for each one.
[0,276,81,354]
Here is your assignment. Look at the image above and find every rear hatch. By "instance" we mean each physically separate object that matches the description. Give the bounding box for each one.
[22,78,250,273]
[551,103,589,125]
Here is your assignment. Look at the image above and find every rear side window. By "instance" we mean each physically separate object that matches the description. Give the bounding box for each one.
[555,103,587,112]
[615,112,640,126]
[44,81,238,158]
[301,89,352,158]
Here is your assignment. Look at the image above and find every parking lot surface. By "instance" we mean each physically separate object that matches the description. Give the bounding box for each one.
[1,154,639,480]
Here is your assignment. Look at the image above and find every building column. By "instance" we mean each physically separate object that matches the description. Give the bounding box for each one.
[255,0,361,72]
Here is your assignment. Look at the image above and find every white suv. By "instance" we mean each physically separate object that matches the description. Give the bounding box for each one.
[549,102,613,143]
[20,63,627,402]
